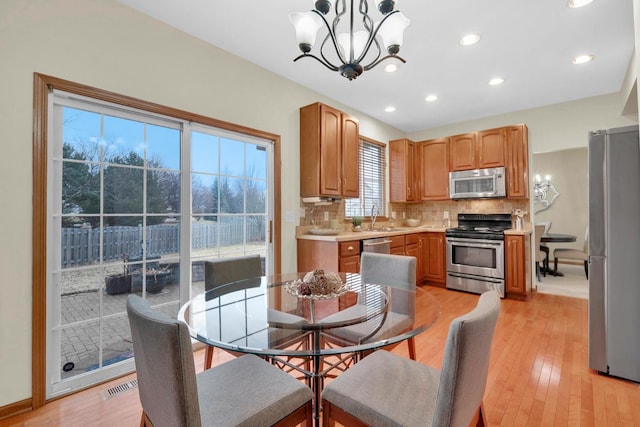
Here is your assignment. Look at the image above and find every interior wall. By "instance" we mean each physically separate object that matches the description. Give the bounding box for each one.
[0,0,403,408]
[533,148,588,253]
[1,0,638,411]
[408,92,636,154]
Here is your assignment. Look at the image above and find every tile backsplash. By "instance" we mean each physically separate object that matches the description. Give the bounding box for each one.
[299,199,529,228]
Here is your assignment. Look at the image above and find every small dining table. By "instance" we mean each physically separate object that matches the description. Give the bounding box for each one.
[178,272,441,425]
[540,233,577,276]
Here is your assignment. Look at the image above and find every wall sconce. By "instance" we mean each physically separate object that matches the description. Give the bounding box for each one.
[534,174,560,213]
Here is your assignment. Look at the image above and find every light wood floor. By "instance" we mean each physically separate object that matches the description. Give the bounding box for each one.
[2,287,639,426]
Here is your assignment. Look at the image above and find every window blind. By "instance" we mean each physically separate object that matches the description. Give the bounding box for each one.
[345,138,386,217]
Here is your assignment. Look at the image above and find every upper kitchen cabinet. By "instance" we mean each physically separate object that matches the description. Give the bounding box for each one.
[449,132,476,171]
[505,124,529,199]
[299,102,359,198]
[389,138,417,202]
[418,138,449,200]
[449,128,506,171]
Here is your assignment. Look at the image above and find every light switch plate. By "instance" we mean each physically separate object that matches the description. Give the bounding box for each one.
[285,210,295,223]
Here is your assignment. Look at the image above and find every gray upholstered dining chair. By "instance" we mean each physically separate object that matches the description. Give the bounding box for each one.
[126,295,313,427]
[320,252,418,359]
[321,290,501,427]
[203,254,263,369]
[553,227,589,278]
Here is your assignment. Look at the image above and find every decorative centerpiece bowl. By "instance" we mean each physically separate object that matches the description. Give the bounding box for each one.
[285,269,348,299]
[405,218,420,227]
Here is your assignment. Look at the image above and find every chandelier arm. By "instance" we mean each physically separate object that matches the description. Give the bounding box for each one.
[363,54,406,71]
[355,9,399,64]
[361,38,383,69]
[293,53,340,72]
[359,0,374,33]
[313,9,348,65]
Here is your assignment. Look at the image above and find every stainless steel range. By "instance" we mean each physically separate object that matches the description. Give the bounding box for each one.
[445,213,512,298]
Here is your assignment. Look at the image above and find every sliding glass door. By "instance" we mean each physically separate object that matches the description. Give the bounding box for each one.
[47,91,273,397]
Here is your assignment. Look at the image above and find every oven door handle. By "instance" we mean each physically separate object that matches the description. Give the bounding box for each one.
[446,237,503,247]
[447,272,504,284]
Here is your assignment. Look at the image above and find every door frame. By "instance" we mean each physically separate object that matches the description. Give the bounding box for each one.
[32,72,282,407]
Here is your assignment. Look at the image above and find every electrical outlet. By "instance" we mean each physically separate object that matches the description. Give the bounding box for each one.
[299,208,305,218]
[324,211,329,221]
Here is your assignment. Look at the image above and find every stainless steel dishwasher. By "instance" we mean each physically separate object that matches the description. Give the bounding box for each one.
[361,237,392,254]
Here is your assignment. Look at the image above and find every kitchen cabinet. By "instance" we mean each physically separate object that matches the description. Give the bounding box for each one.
[339,240,361,273]
[297,239,361,273]
[405,233,419,267]
[389,235,405,256]
[422,232,446,285]
[449,128,506,171]
[505,233,532,300]
[299,102,359,198]
[389,138,417,202]
[449,133,476,171]
[297,230,445,286]
[505,124,529,199]
[418,138,449,200]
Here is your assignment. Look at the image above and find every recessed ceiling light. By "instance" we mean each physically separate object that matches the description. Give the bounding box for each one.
[488,77,504,86]
[385,106,396,113]
[460,34,480,46]
[572,54,594,64]
[385,63,399,73]
[568,0,593,8]
[425,95,438,102]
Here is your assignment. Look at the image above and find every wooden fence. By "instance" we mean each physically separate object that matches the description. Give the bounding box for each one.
[61,219,265,268]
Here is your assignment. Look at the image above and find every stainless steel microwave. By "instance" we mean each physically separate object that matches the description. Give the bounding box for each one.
[449,167,506,199]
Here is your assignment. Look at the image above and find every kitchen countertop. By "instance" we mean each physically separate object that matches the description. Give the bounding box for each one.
[503,224,533,236]
[296,225,449,242]
[297,222,533,241]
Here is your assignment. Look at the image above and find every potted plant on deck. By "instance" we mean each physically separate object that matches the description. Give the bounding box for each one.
[130,267,171,294]
[104,256,131,295]
[104,253,170,295]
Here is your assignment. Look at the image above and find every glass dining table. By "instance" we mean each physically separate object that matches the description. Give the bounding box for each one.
[178,272,441,425]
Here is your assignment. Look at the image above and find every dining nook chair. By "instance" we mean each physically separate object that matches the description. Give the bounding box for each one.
[553,227,589,278]
[319,252,418,360]
[203,254,263,369]
[320,290,501,427]
[126,294,313,427]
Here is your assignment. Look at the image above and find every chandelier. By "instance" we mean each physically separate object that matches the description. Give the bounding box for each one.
[289,0,410,80]
[534,174,560,213]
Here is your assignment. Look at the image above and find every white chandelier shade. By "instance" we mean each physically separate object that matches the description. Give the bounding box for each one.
[289,12,324,51]
[289,0,410,80]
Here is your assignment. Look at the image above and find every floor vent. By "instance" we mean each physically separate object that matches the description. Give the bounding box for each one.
[102,378,138,400]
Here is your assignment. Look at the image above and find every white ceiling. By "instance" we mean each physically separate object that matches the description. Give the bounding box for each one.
[117,0,635,133]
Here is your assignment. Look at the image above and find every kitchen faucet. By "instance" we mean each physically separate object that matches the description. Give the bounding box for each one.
[369,204,378,230]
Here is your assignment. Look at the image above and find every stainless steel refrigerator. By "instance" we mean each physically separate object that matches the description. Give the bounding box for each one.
[588,125,640,383]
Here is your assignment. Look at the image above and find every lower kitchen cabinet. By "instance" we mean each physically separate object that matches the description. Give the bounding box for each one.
[389,235,405,256]
[297,231,446,285]
[409,233,445,286]
[405,233,419,264]
[422,232,446,285]
[297,239,360,273]
[505,233,532,300]
[339,241,361,273]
